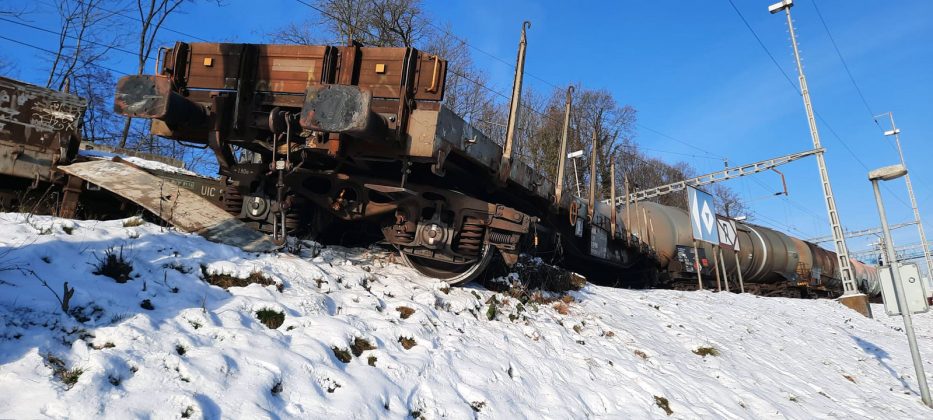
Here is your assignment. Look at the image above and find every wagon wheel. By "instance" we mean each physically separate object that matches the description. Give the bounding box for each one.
[399,243,494,286]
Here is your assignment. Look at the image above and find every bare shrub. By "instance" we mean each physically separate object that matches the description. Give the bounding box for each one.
[93,247,133,283]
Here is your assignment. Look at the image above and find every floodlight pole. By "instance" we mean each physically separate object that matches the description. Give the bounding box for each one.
[771,0,861,304]
[877,112,933,282]
[871,174,932,408]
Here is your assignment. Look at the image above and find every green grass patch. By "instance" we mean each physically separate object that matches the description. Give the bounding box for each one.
[256,308,285,329]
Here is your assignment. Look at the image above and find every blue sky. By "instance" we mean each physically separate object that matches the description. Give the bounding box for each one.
[3,0,932,270]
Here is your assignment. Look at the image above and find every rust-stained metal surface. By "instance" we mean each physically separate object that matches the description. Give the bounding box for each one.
[0,76,86,182]
[102,39,865,295]
[113,40,649,284]
[299,85,386,138]
[114,75,207,129]
[58,160,278,252]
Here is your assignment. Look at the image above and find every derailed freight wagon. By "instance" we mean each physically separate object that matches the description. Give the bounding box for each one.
[0,76,231,219]
[110,36,658,285]
[0,76,85,209]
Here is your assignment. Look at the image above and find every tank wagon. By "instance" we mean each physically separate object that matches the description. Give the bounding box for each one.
[638,202,880,297]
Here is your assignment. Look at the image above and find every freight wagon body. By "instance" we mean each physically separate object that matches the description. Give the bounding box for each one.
[0,76,230,218]
[113,41,656,284]
[0,76,86,210]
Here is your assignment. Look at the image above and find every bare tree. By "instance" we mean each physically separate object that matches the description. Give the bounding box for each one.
[268,19,320,45]
[712,183,747,219]
[286,0,427,47]
[118,0,190,148]
[72,65,123,145]
[45,0,120,91]
[313,0,372,45]
[367,0,425,46]
[421,25,494,124]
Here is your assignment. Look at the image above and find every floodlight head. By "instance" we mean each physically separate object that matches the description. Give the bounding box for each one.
[567,150,583,159]
[768,0,793,14]
[884,128,901,136]
[868,164,908,182]
[734,215,747,221]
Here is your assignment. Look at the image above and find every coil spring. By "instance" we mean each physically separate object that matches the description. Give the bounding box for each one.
[456,216,485,255]
[487,230,512,245]
[223,185,243,216]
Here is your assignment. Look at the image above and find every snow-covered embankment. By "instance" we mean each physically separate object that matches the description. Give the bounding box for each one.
[0,213,930,418]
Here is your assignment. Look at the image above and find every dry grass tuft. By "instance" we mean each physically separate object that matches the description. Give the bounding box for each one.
[398,336,417,350]
[654,395,673,416]
[350,337,376,357]
[484,255,587,293]
[692,346,720,357]
[396,306,415,319]
[332,347,352,363]
[44,353,83,390]
[553,301,570,315]
[201,265,277,290]
[92,342,115,350]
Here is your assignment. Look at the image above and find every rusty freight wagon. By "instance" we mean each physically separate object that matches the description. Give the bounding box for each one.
[0,76,86,209]
[0,76,235,221]
[107,35,657,284]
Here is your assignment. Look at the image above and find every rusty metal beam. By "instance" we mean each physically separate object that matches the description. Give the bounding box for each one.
[114,75,208,130]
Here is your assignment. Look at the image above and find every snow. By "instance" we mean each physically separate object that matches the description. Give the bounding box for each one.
[79,149,201,177]
[0,213,931,419]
